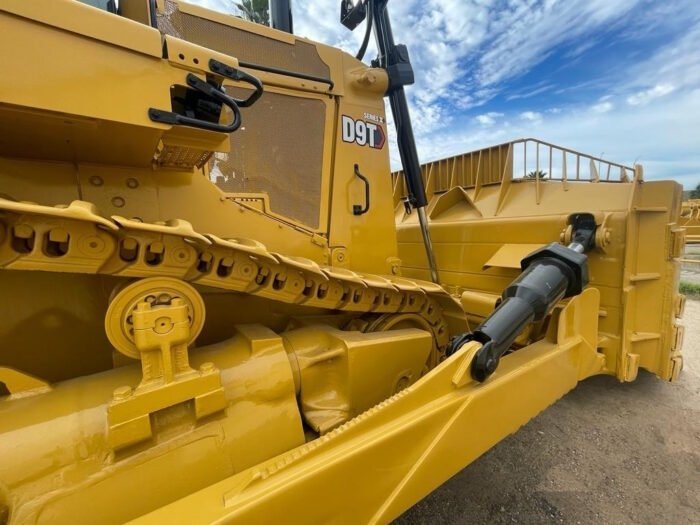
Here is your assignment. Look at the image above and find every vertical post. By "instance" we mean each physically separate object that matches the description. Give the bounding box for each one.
[270,0,293,33]
[372,0,439,283]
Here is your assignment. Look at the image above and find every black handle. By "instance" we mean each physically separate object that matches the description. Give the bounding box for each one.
[149,73,242,133]
[352,164,370,216]
[208,59,264,108]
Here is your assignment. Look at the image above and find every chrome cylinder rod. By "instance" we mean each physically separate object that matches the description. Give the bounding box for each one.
[417,207,440,283]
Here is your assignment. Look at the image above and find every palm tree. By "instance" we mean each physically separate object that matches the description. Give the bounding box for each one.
[234,0,270,25]
[525,170,547,179]
[690,182,700,199]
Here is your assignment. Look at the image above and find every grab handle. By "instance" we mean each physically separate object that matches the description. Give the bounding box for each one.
[149,73,243,133]
[353,164,370,216]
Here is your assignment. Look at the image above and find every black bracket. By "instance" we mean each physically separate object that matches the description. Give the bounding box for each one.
[385,44,415,91]
[569,212,597,251]
[402,197,413,215]
[149,73,242,133]
[352,164,370,216]
[208,59,264,107]
[340,0,367,30]
[149,60,263,134]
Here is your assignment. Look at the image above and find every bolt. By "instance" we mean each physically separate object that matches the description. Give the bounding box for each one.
[49,228,69,243]
[200,362,216,374]
[113,386,132,401]
[486,357,498,373]
[359,71,377,85]
[153,316,173,334]
[13,224,34,239]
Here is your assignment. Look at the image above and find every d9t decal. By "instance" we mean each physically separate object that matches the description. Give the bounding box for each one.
[341,115,386,149]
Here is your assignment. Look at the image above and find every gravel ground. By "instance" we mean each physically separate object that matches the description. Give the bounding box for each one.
[682,245,700,285]
[395,300,700,525]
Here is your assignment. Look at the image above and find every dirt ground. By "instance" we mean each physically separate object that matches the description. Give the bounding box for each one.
[682,245,700,285]
[395,300,700,525]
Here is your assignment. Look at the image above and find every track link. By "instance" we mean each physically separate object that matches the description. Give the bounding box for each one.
[0,198,460,362]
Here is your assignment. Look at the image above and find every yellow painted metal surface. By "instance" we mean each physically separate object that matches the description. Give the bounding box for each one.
[394,139,684,382]
[482,243,544,269]
[129,290,603,525]
[1,325,306,524]
[0,1,684,524]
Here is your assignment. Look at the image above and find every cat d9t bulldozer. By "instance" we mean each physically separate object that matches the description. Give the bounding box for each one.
[0,0,685,523]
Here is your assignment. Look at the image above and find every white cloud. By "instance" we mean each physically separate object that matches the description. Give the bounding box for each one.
[185,0,700,188]
[289,0,651,134]
[476,0,639,87]
[506,82,556,101]
[475,112,504,126]
[622,19,700,102]
[520,111,542,122]
[627,84,675,106]
[415,89,700,189]
[591,101,613,113]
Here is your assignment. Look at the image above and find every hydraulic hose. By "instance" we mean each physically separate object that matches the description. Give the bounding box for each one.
[356,0,374,61]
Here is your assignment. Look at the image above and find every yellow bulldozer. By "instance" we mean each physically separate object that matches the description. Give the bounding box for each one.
[0,1,686,523]
[681,199,700,244]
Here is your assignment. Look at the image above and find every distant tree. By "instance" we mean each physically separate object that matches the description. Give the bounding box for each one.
[690,183,700,199]
[525,170,547,179]
[233,0,269,25]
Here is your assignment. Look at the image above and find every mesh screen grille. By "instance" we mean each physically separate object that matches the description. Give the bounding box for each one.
[158,145,212,169]
[158,1,330,81]
[211,88,325,229]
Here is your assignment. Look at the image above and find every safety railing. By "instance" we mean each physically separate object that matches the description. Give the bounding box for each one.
[511,138,637,183]
[392,138,641,199]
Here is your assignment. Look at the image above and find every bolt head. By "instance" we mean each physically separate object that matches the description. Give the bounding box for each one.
[486,358,498,373]
[200,362,216,374]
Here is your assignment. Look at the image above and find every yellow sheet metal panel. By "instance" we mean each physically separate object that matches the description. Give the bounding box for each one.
[0,4,236,166]
[482,243,544,269]
[0,327,305,524]
[460,290,499,318]
[0,0,163,57]
[398,147,683,383]
[283,325,432,433]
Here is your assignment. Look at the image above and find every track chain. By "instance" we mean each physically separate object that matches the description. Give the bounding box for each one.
[0,199,455,360]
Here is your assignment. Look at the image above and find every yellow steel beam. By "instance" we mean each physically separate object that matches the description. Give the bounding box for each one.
[130,289,604,525]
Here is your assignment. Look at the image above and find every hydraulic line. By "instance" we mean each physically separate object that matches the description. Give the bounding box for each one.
[371,0,440,283]
[355,0,374,61]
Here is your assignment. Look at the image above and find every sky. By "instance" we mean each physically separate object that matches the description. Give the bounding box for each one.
[192,0,700,188]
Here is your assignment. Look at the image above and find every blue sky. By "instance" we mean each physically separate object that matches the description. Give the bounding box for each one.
[193,0,700,188]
